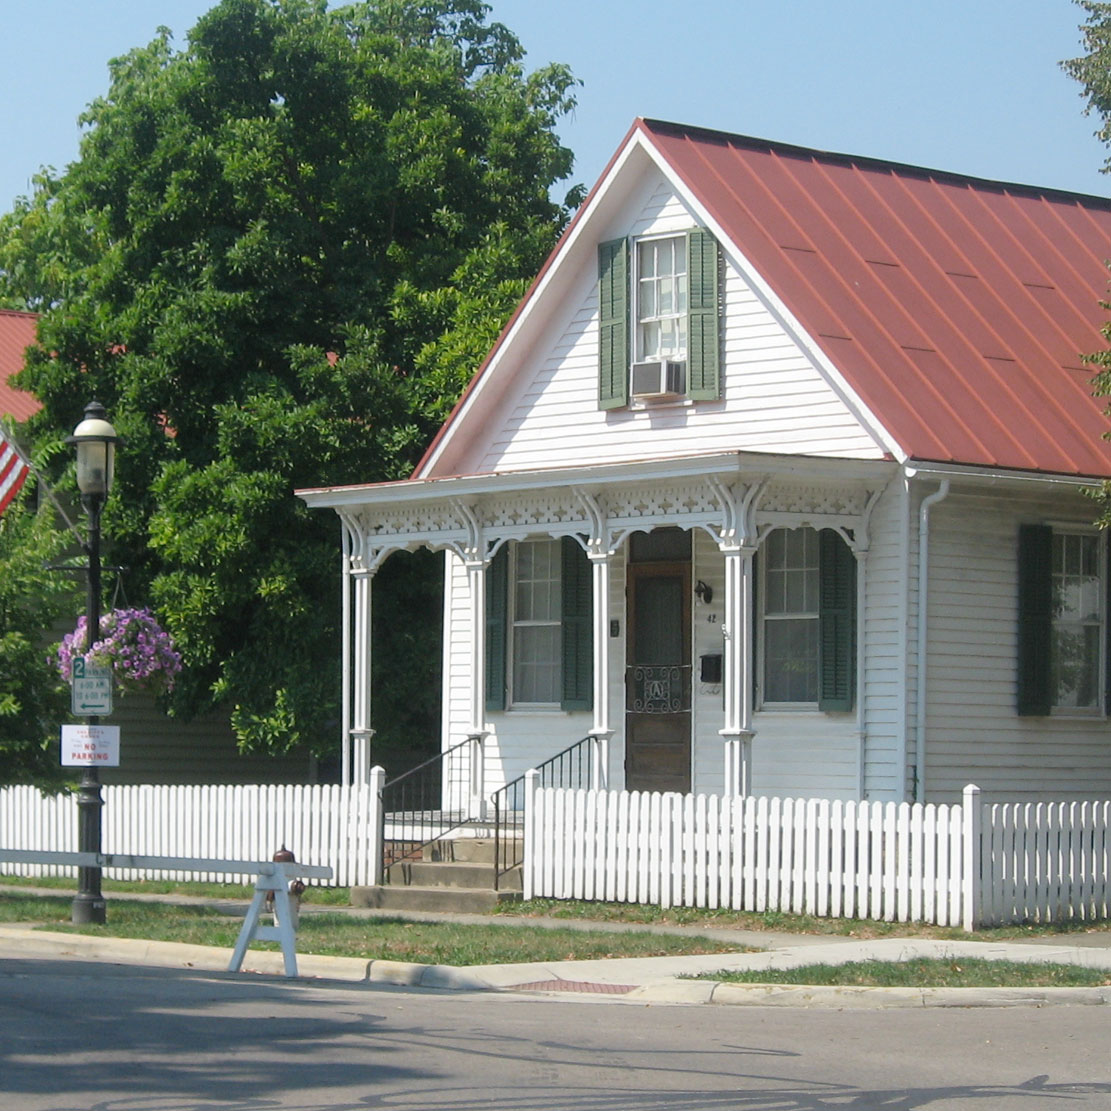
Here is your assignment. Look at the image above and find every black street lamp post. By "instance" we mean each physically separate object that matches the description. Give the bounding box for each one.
[67,400,118,926]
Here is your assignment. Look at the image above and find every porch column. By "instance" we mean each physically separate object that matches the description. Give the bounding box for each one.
[463,551,490,819]
[340,513,378,788]
[348,565,376,787]
[588,550,613,790]
[720,543,756,797]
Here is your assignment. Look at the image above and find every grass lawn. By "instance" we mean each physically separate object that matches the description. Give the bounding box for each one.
[0,891,740,966]
[0,873,350,904]
[688,958,1111,989]
[495,897,1111,943]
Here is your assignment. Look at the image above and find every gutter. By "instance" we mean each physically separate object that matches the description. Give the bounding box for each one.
[914,478,950,803]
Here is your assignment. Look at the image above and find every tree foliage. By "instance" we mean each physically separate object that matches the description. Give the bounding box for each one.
[0,482,78,788]
[0,0,580,760]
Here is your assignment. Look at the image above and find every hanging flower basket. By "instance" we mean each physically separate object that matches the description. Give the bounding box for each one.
[56,607,182,696]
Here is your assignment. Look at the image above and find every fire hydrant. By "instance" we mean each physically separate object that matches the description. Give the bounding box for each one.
[266,845,306,931]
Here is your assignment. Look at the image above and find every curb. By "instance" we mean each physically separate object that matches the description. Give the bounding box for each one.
[3,927,1110,1008]
[702,981,1111,1009]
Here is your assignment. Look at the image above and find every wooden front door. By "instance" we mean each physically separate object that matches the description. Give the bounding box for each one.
[625,559,691,793]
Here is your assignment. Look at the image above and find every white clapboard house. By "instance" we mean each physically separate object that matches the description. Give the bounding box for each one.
[299,118,1111,814]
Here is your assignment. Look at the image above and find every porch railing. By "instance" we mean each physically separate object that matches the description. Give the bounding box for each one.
[379,737,478,879]
[490,735,595,891]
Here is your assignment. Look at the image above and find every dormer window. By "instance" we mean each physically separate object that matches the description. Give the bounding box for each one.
[598,227,720,410]
[636,235,688,362]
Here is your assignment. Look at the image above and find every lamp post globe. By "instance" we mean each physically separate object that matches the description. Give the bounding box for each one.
[69,400,118,499]
[66,400,118,925]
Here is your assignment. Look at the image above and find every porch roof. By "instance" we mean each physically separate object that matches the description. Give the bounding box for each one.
[296,447,895,512]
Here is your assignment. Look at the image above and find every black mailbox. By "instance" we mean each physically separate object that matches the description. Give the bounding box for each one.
[699,653,723,684]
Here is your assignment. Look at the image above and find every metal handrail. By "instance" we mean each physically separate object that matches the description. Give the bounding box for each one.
[490,735,594,891]
[379,737,475,879]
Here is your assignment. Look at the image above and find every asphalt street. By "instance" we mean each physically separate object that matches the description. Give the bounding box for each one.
[3,955,1111,1111]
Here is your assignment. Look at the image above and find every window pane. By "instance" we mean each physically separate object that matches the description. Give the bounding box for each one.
[636,235,687,362]
[1051,532,1102,709]
[764,528,818,616]
[513,626,561,704]
[764,618,819,703]
[658,276,674,316]
[510,539,562,705]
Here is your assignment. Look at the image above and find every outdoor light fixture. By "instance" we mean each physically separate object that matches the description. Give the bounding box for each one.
[66,400,119,926]
[68,400,118,499]
[695,579,713,605]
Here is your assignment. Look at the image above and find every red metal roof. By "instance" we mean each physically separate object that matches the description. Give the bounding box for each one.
[0,309,40,423]
[640,119,1111,478]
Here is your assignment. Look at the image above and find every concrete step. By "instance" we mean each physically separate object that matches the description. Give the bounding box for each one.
[422,838,522,865]
[385,859,522,891]
[351,884,523,913]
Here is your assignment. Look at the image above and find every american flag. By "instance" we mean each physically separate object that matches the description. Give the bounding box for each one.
[0,423,30,516]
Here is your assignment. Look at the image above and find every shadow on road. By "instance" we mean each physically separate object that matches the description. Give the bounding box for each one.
[3,957,1108,1110]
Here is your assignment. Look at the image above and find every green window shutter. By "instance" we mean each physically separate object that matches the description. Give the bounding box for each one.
[818,529,856,712]
[560,536,593,711]
[485,545,508,712]
[1017,524,1053,716]
[686,227,720,401]
[598,238,629,410]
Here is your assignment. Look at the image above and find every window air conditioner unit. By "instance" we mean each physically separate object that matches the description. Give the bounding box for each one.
[630,359,685,399]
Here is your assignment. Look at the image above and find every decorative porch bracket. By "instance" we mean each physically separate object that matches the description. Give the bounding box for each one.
[706,475,766,798]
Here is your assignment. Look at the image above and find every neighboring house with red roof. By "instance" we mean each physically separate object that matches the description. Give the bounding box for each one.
[0,309,41,424]
[299,119,1111,807]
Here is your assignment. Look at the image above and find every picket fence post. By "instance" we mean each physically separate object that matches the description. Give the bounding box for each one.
[367,765,386,887]
[523,769,539,901]
[961,784,982,931]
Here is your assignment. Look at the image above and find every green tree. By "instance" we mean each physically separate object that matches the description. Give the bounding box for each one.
[0,0,580,763]
[0,478,78,788]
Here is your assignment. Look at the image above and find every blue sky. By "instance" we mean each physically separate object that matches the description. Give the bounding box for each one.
[1,0,1108,211]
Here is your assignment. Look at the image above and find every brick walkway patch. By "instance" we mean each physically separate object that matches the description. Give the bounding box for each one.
[507,978,637,994]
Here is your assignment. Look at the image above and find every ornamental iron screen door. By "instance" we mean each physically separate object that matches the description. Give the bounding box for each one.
[624,532,691,793]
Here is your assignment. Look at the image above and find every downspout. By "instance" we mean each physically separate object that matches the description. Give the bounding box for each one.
[914,478,950,803]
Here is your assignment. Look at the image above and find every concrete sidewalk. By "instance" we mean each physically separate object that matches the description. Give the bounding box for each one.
[3,885,1111,1009]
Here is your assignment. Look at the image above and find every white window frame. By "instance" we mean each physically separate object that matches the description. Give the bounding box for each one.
[633,233,688,365]
[507,538,562,709]
[1049,525,1105,716]
[757,526,821,710]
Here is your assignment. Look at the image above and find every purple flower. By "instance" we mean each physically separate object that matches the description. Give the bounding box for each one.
[54,607,182,695]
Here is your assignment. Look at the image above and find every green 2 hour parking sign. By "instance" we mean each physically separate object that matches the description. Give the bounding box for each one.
[71,657,113,716]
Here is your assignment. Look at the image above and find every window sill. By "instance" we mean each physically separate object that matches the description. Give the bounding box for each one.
[627,396,694,411]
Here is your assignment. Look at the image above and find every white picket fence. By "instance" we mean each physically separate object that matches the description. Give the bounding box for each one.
[4,779,1111,926]
[523,780,1111,928]
[0,782,382,887]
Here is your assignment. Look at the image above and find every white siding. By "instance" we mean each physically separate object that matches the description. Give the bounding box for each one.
[861,478,911,801]
[442,550,594,793]
[454,172,883,477]
[924,487,1111,802]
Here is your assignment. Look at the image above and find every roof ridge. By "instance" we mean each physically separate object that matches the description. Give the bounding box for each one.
[638,118,1111,207]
